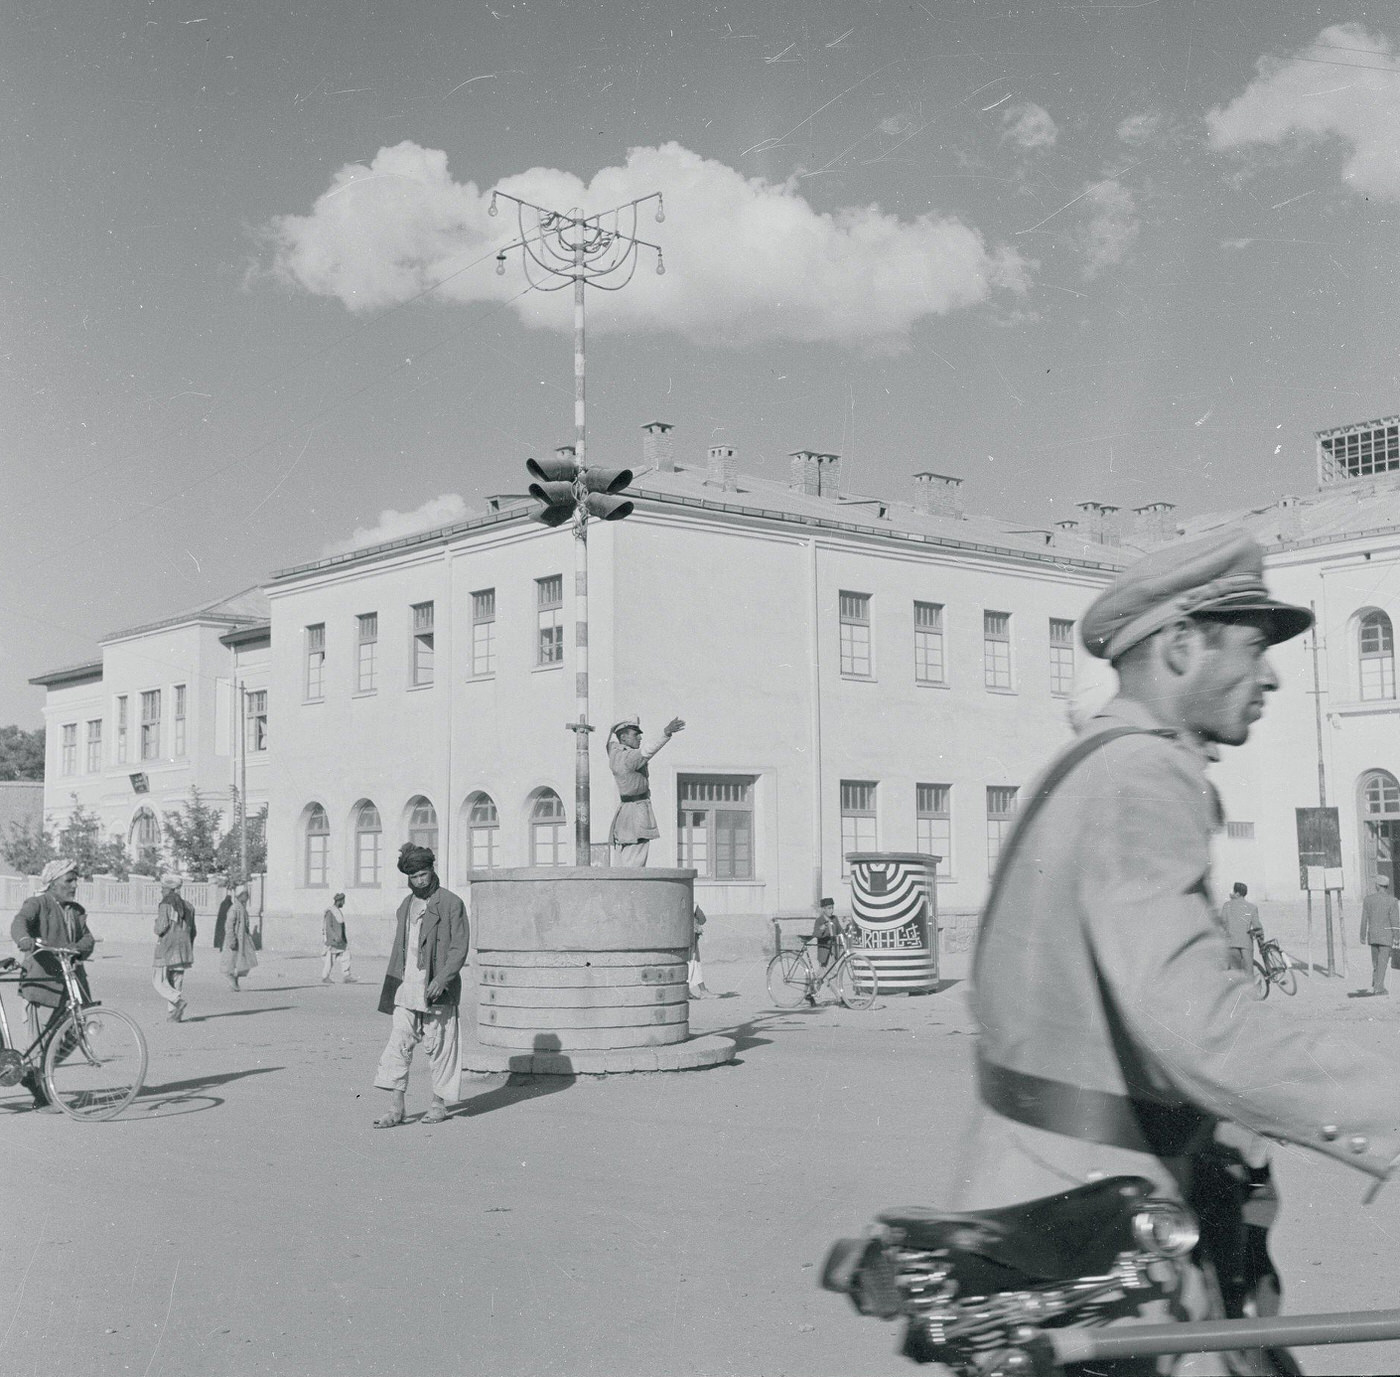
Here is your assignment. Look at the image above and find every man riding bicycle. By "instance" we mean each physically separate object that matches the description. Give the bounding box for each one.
[9,857,94,1110]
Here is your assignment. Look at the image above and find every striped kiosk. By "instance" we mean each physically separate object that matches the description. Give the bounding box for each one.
[845,851,940,994]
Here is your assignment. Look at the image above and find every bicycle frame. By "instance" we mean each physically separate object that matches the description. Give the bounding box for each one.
[0,946,91,1070]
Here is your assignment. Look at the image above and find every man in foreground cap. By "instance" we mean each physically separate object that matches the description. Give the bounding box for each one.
[607,715,685,867]
[372,843,468,1128]
[952,528,1400,1372]
[1354,872,1400,998]
[10,858,95,1109]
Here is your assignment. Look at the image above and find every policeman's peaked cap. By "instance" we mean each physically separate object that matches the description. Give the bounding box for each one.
[1082,528,1313,663]
[609,717,641,741]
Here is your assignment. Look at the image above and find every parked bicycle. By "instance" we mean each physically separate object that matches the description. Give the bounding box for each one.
[0,943,148,1120]
[767,925,879,1010]
[1250,935,1297,1000]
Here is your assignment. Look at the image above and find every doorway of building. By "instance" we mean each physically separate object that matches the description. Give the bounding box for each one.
[1360,770,1400,891]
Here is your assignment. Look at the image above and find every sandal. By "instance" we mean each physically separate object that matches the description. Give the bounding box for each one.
[373,1109,406,1129]
[420,1104,449,1125]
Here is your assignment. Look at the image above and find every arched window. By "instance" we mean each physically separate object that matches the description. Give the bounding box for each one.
[1359,610,1395,701]
[131,808,160,850]
[529,790,567,867]
[304,804,329,888]
[466,792,499,871]
[407,797,438,853]
[1361,770,1400,892]
[354,802,382,887]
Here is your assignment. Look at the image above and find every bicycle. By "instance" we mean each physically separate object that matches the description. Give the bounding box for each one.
[1250,936,1297,1000]
[0,943,148,1120]
[767,926,879,1010]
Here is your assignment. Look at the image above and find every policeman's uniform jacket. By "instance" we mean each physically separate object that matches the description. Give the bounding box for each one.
[954,695,1400,1216]
[608,739,664,846]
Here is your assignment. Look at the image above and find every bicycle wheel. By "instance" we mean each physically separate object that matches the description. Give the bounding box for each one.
[44,1006,148,1121]
[1249,961,1269,1001]
[766,951,813,1009]
[1272,960,1298,997]
[835,953,879,1010]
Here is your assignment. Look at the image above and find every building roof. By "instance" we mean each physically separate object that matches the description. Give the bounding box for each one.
[219,621,271,649]
[103,586,270,643]
[271,461,1137,583]
[28,659,103,689]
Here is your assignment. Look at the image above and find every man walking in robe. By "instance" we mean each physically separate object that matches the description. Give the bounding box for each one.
[607,715,684,867]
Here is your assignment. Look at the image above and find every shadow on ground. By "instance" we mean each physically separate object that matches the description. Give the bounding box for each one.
[185,1004,294,1023]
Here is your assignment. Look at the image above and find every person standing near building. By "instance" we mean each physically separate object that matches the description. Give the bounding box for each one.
[372,844,469,1128]
[213,880,233,952]
[10,858,94,1110]
[1352,874,1400,998]
[322,892,355,984]
[153,873,196,1022]
[220,884,258,992]
[607,716,685,867]
[687,903,710,998]
[955,530,1400,1371]
[811,897,842,971]
[1218,881,1263,973]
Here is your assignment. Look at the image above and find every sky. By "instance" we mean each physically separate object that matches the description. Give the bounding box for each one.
[3,0,1399,725]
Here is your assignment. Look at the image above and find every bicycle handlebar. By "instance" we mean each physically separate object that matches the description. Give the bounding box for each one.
[31,942,83,958]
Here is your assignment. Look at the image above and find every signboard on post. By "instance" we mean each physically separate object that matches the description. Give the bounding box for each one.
[1296,807,1342,890]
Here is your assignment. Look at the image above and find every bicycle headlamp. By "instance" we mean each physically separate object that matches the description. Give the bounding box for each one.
[1131,1200,1200,1258]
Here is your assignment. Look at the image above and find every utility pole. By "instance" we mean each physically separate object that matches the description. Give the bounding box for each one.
[237,679,248,887]
[491,187,664,865]
[1308,602,1337,975]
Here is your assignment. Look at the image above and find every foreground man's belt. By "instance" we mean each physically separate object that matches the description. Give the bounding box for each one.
[619,791,651,803]
[978,1055,1211,1157]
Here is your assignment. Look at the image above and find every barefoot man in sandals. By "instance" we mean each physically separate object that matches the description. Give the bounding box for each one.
[372,842,469,1128]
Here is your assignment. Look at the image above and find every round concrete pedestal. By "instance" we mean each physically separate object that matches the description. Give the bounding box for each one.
[465,866,735,1074]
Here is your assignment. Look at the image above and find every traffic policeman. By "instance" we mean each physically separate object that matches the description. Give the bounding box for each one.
[951,529,1400,1373]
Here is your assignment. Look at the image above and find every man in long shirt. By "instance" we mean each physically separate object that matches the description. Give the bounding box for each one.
[1353,873,1400,998]
[955,529,1400,1374]
[322,892,356,984]
[607,715,685,867]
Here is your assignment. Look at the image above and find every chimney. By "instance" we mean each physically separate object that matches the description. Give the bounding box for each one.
[1075,501,1124,546]
[1277,495,1301,542]
[912,471,965,519]
[1053,518,1081,546]
[706,444,736,491]
[1132,501,1177,545]
[641,421,675,473]
[789,450,842,497]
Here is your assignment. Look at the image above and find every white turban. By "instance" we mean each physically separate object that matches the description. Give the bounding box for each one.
[160,872,183,889]
[40,858,77,888]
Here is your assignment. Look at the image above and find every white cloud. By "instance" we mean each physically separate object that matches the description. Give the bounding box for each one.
[1207,23,1400,199]
[326,493,469,554]
[1075,180,1139,279]
[259,140,1029,350]
[1117,111,1163,147]
[1001,103,1058,150]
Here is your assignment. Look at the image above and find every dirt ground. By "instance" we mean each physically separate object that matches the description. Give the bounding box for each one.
[3,936,1400,1377]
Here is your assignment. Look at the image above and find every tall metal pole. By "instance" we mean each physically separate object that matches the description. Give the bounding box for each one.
[1309,602,1335,975]
[237,679,248,885]
[571,248,592,866]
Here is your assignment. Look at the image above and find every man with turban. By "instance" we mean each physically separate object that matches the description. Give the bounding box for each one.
[152,873,197,1022]
[10,858,94,1109]
[372,843,469,1128]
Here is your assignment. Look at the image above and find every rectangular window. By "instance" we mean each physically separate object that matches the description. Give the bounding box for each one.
[536,576,564,666]
[677,776,756,880]
[984,611,1012,689]
[916,783,952,877]
[85,719,102,774]
[305,623,326,701]
[173,684,187,757]
[839,591,873,677]
[60,723,77,776]
[987,786,1019,874]
[245,690,268,753]
[471,588,497,677]
[411,601,435,686]
[1049,619,1075,696]
[1226,821,1256,840]
[356,613,378,693]
[115,695,128,764]
[914,601,946,684]
[840,780,878,874]
[140,689,161,761]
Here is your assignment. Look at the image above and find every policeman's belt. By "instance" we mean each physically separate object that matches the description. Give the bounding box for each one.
[977,1055,1211,1158]
[619,791,651,803]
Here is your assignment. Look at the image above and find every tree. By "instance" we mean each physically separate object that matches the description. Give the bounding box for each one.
[163,787,225,880]
[0,725,44,781]
[2,816,56,876]
[216,789,268,880]
[53,795,132,880]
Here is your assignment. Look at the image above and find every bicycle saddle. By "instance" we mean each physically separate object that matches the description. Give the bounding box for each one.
[877,1176,1158,1286]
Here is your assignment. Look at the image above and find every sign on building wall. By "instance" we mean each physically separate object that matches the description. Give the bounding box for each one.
[1295,806,1342,891]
